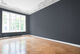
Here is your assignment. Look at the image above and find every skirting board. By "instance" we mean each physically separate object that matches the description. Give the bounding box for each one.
[31,35,80,48]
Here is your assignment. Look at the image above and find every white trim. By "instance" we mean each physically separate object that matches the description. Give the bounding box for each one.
[31,35,80,48]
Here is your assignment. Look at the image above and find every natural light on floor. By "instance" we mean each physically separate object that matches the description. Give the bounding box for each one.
[1,37,27,54]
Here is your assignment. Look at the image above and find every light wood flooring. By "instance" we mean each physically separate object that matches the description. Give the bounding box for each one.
[27,35,80,54]
[0,35,80,54]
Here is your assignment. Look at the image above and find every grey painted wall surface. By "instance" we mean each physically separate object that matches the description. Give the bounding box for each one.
[30,0,80,44]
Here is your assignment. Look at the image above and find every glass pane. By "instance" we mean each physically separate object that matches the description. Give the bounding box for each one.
[2,11,26,33]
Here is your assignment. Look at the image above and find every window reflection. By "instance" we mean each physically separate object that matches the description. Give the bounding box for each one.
[2,38,26,54]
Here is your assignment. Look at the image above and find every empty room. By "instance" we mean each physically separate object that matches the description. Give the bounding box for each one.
[0,0,80,54]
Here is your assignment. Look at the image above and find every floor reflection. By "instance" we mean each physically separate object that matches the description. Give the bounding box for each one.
[1,37,27,54]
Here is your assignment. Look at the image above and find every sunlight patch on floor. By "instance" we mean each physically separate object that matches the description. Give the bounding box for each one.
[1,37,27,54]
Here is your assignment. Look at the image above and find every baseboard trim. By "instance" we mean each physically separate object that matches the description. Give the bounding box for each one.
[31,35,80,48]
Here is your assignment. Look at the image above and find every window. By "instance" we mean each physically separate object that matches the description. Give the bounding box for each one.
[2,11,26,33]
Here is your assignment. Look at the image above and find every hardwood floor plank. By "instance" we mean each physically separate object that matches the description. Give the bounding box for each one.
[26,36,80,54]
[0,35,80,54]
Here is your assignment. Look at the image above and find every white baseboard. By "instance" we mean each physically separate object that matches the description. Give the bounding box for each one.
[31,35,80,48]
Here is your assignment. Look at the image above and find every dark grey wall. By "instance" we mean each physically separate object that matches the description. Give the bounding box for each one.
[0,8,30,37]
[30,0,80,44]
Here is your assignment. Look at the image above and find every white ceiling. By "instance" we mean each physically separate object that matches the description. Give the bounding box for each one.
[0,0,60,15]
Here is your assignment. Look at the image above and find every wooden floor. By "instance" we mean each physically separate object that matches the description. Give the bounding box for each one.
[0,35,80,54]
[27,35,80,54]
